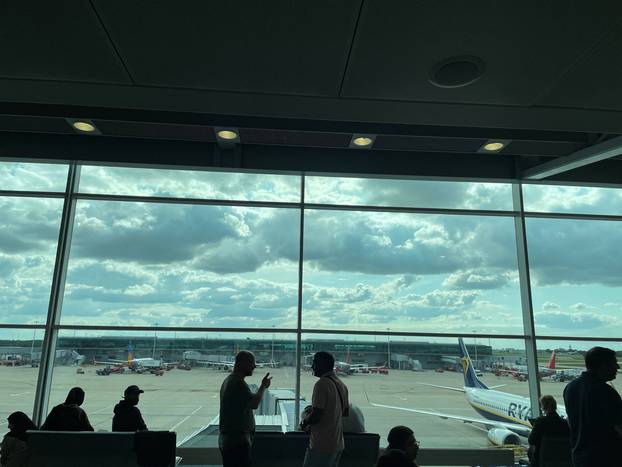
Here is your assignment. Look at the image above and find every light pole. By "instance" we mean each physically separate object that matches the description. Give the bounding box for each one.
[30,323,37,363]
[387,328,391,369]
[472,330,478,369]
[271,325,275,365]
[152,323,158,360]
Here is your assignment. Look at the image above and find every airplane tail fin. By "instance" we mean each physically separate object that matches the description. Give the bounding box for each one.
[546,351,556,370]
[127,341,134,365]
[458,338,488,390]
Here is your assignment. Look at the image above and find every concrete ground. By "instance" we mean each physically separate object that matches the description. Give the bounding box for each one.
[0,365,584,449]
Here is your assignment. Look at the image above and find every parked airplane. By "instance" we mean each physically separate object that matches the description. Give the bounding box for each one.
[508,351,557,378]
[182,351,279,370]
[370,338,567,446]
[95,342,165,371]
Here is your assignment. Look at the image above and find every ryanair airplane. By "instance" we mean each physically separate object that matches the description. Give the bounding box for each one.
[370,338,567,445]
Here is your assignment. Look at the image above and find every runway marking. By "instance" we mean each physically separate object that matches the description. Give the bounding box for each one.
[169,405,204,432]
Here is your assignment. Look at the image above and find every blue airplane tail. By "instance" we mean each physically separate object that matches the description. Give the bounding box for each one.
[458,338,488,390]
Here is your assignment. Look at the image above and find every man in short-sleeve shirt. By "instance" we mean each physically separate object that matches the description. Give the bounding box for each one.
[563,346,622,467]
[218,351,272,467]
[300,351,349,467]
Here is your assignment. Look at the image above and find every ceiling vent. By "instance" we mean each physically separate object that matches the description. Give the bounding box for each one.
[429,56,485,88]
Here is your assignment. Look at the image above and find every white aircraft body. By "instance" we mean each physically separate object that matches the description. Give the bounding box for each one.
[510,351,557,378]
[182,351,278,370]
[370,338,567,446]
[95,357,162,369]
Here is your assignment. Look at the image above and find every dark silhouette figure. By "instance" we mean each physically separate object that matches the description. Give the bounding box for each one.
[218,351,271,467]
[376,425,419,467]
[1,412,37,467]
[300,351,349,467]
[112,385,147,432]
[527,395,570,467]
[563,346,622,467]
[41,387,94,431]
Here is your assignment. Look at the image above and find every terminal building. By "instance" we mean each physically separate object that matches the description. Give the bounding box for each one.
[1,2,622,466]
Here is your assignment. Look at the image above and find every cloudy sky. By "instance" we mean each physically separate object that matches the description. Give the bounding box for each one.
[1,162,622,342]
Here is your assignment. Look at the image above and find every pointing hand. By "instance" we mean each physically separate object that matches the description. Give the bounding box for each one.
[261,373,272,389]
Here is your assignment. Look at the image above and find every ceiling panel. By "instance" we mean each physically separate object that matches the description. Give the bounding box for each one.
[538,27,622,111]
[342,0,622,106]
[93,0,361,96]
[0,0,131,83]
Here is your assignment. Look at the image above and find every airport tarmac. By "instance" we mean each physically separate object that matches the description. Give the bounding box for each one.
[0,365,584,449]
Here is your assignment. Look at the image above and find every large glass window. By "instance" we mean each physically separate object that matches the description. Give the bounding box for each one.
[4,159,622,455]
[0,327,42,422]
[61,201,300,328]
[526,218,622,337]
[0,197,64,323]
[536,339,622,414]
[79,166,301,202]
[523,184,622,216]
[48,330,296,442]
[303,210,522,334]
[0,161,68,192]
[301,334,528,449]
[305,176,513,211]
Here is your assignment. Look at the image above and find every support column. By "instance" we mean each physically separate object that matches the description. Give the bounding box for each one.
[512,183,541,416]
[32,163,80,425]
[294,175,305,427]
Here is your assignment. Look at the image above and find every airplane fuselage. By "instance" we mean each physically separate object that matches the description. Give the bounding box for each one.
[465,387,567,431]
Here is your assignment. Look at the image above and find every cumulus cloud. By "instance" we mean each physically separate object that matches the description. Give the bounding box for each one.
[78,166,301,202]
[523,185,622,216]
[443,269,515,290]
[4,165,620,336]
[570,302,590,312]
[527,218,622,287]
[306,177,512,210]
[536,309,616,330]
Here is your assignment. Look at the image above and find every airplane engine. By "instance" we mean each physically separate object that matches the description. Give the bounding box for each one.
[487,428,521,446]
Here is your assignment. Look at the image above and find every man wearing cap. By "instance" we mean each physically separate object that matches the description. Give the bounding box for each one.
[112,385,148,432]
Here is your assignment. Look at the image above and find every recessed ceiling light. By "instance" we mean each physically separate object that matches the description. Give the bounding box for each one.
[353,137,373,147]
[72,121,96,133]
[350,134,376,149]
[483,142,504,151]
[478,139,511,154]
[217,130,238,140]
[66,118,101,135]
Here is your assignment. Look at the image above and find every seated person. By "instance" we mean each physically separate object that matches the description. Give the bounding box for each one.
[41,387,94,431]
[113,385,147,432]
[376,425,419,467]
[1,411,37,467]
[342,403,365,433]
[528,395,570,467]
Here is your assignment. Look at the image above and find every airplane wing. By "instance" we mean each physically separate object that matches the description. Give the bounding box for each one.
[416,382,505,392]
[369,402,531,437]
[197,360,234,368]
[94,360,126,366]
[417,382,465,392]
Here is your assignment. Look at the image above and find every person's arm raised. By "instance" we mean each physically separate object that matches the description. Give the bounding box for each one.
[250,373,272,409]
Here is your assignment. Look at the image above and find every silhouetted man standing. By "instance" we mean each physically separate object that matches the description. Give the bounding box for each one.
[113,385,147,432]
[563,346,622,467]
[300,351,349,467]
[219,351,271,467]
